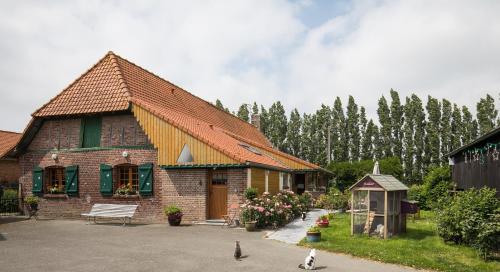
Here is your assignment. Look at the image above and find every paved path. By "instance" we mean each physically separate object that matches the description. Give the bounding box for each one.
[266,209,328,244]
[0,217,421,272]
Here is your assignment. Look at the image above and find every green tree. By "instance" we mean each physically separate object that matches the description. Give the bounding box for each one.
[315,105,332,166]
[333,97,348,161]
[373,124,383,160]
[412,94,426,181]
[361,119,376,160]
[461,106,474,145]
[260,105,269,136]
[440,99,452,164]
[346,96,360,161]
[403,97,415,183]
[237,103,250,122]
[267,101,288,151]
[287,109,302,157]
[476,94,498,135]
[252,102,259,115]
[425,96,441,168]
[215,99,229,112]
[450,104,462,151]
[377,95,392,158]
[390,89,404,160]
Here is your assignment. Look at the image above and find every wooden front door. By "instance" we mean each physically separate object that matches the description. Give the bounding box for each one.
[208,170,228,219]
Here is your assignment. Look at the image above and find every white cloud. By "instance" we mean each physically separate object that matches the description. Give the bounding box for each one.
[0,0,499,132]
[285,0,500,120]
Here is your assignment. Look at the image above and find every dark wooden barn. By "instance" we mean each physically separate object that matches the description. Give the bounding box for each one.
[448,127,500,197]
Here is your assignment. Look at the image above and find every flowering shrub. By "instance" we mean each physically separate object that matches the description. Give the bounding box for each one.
[240,190,308,228]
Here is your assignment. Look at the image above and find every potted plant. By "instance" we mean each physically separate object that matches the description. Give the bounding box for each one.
[306,226,321,242]
[49,184,63,194]
[116,183,136,196]
[24,195,39,210]
[240,204,257,231]
[164,205,183,226]
[316,215,329,228]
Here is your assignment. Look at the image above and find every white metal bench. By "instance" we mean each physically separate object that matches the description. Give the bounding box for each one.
[81,204,138,226]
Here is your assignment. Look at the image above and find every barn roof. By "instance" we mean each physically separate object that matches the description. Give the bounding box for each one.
[448,126,500,157]
[0,130,21,159]
[22,52,322,171]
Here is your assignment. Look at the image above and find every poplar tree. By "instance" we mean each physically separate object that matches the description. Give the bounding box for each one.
[377,96,392,158]
[450,104,462,151]
[333,97,348,161]
[403,97,415,183]
[373,124,383,160]
[267,101,288,151]
[346,96,360,161]
[314,105,331,166]
[461,106,474,144]
[237,103,250,122]
[287,109,302,157]
[215,99,229,112]
[260,105,269,136]
[252,102,259,115]
[412,94,426,181]
[440,99,452,163]
[390,89,404,160]
[361,119,376,160]
[425,96,441,167]
[476,94,498,135]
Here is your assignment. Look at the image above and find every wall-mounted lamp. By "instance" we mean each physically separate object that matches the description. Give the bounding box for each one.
[122,151,129,158]
[51,153,58,160]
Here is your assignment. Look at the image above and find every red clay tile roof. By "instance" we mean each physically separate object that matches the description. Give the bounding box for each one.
[31,51,320,170]
[133,99,288,169]
[0,130,21,158]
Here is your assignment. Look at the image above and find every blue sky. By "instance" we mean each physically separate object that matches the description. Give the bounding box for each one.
[0,0,499,132]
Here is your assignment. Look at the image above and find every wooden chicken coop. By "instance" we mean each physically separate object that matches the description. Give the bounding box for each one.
[349,164,409,239]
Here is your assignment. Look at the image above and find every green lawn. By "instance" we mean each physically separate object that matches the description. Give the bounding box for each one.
[299,211,499,272]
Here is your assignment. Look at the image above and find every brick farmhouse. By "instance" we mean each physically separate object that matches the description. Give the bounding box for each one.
[10,52,329,223]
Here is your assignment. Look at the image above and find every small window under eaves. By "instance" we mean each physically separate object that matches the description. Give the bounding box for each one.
[177,144,194,163]
[239,143,262,155]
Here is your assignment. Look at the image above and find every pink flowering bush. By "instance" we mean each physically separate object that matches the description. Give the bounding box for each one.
[240,188,309,228]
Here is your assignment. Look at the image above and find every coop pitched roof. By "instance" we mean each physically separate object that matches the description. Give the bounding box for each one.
[0,130,21,159]
[350,174,408,191]
[27,51,322,171]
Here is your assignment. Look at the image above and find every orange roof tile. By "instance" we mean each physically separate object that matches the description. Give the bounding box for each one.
[0,130,21,158]
[30,51,321,170]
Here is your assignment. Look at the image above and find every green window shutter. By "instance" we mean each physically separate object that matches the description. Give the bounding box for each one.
[80,116,102,148]
[100,164,113,195]
[65,165,79,195]
[139,163,153,196]
[32,167,43,194]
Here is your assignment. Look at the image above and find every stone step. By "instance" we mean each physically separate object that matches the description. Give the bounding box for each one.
[195,220,225,226]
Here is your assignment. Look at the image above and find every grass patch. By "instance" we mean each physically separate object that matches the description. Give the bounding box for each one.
[299,211,499,272]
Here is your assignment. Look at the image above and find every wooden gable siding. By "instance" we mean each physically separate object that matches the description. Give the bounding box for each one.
[132,105,238,166]
[251,168,266,194]
[268,170,279,194]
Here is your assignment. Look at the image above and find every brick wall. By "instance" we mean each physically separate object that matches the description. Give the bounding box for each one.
[19,149,164,222]
[28,114,150,151]
[161,169,208,222]
[0,159,20,183]
[227,168,246,218]
[101,115,149,147]
[18,113,248,223]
